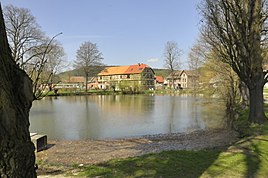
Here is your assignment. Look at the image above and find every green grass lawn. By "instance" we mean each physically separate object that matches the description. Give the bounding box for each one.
[77,150,222,178]
[73,121,268,178]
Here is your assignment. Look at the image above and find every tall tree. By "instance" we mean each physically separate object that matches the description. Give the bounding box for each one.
[74,41,103,92]
[0,5,36,177]
[163,41,182,89]
[26,39,66,99]
[4,5,65,99]
[3,4,45,68]
[188,37,207,90]
[188,37,207,70]
[200,0,268,123]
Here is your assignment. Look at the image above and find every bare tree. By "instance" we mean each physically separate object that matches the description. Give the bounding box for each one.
[187,37,208,90]
[26,38,66,98]
[163,41,182,89]
[200,0,268,123]
[4,5,65,99]
[45,42,67,75]
[3,5,45,68]
[0,5,36,177]
[188,37,207,70]
[74,41,103,92]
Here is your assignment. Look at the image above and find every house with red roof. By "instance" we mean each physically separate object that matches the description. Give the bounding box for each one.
[155,76,164,89]
[155,76,164,84]
[98,63,155,91]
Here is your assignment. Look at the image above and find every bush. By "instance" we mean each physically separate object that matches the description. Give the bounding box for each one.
[233,109,268,137]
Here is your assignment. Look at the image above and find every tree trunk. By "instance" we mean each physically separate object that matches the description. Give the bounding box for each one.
[171,70,175,90]
[0,5,37,177]
[239,80,249,108]
[85,73,88,92]
[248,77,267,124]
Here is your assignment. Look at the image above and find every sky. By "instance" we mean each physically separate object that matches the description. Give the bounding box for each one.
[1,0,202,70]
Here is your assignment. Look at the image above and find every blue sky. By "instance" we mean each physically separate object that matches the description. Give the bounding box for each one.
[1,0,201,69]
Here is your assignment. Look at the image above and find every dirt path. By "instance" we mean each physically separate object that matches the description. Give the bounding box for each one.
[36,129,238,177]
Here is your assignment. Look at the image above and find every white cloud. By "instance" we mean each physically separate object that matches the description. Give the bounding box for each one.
[147,58,159,63]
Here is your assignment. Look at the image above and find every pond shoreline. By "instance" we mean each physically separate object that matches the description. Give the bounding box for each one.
[44,88,192,97]
[37,128,239,176]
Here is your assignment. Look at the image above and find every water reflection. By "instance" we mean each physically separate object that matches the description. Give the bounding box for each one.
[29,95,225,140]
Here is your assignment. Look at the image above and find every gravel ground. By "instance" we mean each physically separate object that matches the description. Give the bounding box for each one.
[37,129,239,177]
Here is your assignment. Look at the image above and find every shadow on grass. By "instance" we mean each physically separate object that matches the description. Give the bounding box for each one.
[78,135,268,178]
[37,167,64,176]
[80,149,223,178]
[235,137,268,178]
[203,136,268,178]
[245,140,261,178]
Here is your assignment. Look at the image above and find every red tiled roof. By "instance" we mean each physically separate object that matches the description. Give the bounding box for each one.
[98,64,151,76]
[124,64,149,74]
[98,66,129,76]
[155,76,164,83]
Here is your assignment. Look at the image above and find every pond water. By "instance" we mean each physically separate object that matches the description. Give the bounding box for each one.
[29,95,226,140]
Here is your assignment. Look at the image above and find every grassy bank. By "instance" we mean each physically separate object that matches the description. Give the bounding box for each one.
[51,114,268,178]
[44,90,120,97]
[44,88,200,97]
[73,122,268,178]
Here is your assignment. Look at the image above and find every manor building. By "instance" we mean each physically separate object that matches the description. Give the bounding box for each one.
[98,63,155,91]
